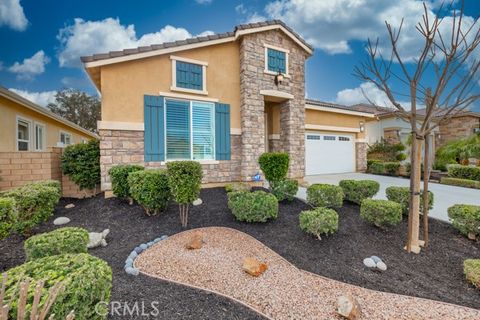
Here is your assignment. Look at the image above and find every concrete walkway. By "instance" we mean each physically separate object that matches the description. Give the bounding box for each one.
[296,172,480,222]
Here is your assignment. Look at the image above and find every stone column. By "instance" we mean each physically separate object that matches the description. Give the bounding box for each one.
[355,142,367,171]
[280,99,305,179]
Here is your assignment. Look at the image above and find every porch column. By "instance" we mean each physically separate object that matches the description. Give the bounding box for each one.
[279,99,305,179]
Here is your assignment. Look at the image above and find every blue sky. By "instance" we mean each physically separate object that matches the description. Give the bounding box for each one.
[0,0,479,110]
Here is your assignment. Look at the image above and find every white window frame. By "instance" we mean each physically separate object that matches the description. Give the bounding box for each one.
[16,116,32,152]
[59,131,73,147]
[34,121,46,151]
[170,55,208,95]
[264,43,290,77]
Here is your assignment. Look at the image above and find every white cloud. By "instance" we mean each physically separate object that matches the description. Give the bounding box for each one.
[235,4,247,15]
[0,0,28,31]
[57,18,213,68]
[245,12,267,24]
[9,88,57,107]
[8,50,50,80]
[195,0,212,4]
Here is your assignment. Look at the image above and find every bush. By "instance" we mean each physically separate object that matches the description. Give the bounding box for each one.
[384,162,401,175]
[225,182,251,193]
[4,253,112,319]
[447,164,480,182]
[306,184,344,209]
[435,134,480,171]
[360,199,403,228]
[0,197,16,240]
[385,186,434,215]
[464,259,480,289]
[339,180,379,204]
[367,139,406,162]
[299,207,338,240]
[2,182,61,236]
[28,180,62,192]
[258,152,289,183]
[441,177,480,189]
[128,169,170,215]
[109,165,144,200]
[448,204,480,239]
[61,139,100,190]
[24,227,89,261]
[228,190,278,223]
[271,178,298,202]
[368,161,400,176]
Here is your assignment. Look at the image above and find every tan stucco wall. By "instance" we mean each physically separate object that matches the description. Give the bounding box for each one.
[305,109,367,139]
[0,96,93,152]
[100,41,242,129]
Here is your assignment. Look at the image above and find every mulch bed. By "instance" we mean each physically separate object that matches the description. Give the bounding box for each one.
[1,187,480,319]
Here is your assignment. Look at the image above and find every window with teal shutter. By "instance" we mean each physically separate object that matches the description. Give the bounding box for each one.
[267,48,286,74]
[166,99,191,160]
[176,61,203,90]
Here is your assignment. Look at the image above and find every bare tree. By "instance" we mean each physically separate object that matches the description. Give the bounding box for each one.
[355,0,480,253]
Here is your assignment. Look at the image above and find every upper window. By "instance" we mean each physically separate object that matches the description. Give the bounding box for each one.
[170,56,208,94]
[266,47,287,74]
[35,123,45,151]
[60,131,72,146]
[17,118,31,151]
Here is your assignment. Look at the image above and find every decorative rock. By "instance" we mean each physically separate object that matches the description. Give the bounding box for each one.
[147,241,154,247]
[193,198,203,206]
[242,257,268,277]
[160,235,168,240]
[153,238,161,243]
[363,257,376,268]
[186,232,203,250]
[370,255,382,264]
[125,258,134,266]
[125,267,139,276]
[87,229,109,249]
[337,295,361,320]
[376,261,387,271]
[134,246,143,254]
[65,203,75,209]
[140,243,148,250]
[53,217,70,226]
[468,232,477,241]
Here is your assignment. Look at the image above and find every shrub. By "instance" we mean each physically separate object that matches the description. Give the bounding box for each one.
[108,165,144,200]
[306,184,344,209]
[271,178,299,202]
[127,169,170,215]
[299,208,338,240]
[384,162,401,175]
[4,253,112,319]
[24,227,89,261]
[367,139,406,162]
[441,177,480,189]
[61,139,100,190]
[448,204,480,239]
[368,161,385,175]
[464,259,480,289]
[0,197,16,240]
[28,180,62,192]
[447,164,480,182]
[339,180,379,204]
[385,186,434,215]
[228,191,278,223]
[225,182,251,193]
[258,152,289,183]
[2,182,61,236]
[435,134,480,171]
[360,199,403,228]
[166,161,203,227]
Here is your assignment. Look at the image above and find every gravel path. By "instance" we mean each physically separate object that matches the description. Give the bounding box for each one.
[136,227,480,320]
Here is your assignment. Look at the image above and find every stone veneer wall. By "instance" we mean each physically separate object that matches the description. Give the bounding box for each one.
[383,128,401,144]
[355,142,368,172]
[438,116,479,147]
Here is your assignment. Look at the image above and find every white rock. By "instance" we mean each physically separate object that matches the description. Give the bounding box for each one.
[376,261,387,271]
[370,255,382,264]
[87,229,110,248]
[65,204,75,209]
[53,217,70,225]
[193,198,203,206]
[363,257,376,268]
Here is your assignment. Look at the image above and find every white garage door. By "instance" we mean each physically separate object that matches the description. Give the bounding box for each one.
[305,132,355,175]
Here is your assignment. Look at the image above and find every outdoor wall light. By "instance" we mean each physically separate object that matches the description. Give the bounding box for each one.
[359,121,365,133]
[274,71,284,86]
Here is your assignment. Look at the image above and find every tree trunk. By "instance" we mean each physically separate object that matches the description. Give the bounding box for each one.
[406,135,423,253]
[422,133,432,247]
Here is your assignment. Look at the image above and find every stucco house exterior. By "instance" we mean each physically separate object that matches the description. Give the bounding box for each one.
[81,20,373,192]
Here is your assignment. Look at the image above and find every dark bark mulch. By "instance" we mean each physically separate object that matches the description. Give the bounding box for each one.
[1,187,479,319]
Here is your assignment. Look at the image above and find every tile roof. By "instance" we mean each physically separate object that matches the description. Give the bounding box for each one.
[306,99,378,114]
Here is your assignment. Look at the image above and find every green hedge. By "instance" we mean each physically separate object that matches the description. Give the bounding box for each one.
[360,199,403,228]
[441,177,480,189]
[225,182,251,193]
[128,169,170,215]
[61,139,100,190]
[4,253,112,319]
[464,259,480,289]
[258,152,289,183]
[28,180,62,193]
[447,164,480,182]
[448,204,480,239]
[299,207,338,240]
[306,184,344,209]
[385,186,434,215]
[368,161,401,176]
[24,227,89,261]
[0,197,16,240]
[339,180,379,204]
[109,165,144,199]
[228,191,278,222]
[271,178,298,202]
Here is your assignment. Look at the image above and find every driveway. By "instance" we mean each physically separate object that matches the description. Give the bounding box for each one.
[296,172,480,223]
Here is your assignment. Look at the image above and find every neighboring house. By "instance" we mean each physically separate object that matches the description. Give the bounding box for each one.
[81,20,373,192]
[436,111,480,147]
[0,86,97,152]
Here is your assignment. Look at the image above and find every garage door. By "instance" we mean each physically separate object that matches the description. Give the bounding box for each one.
[305,132,355,175]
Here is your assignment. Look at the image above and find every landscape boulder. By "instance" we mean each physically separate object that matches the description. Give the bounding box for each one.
[53,217,70,226]
[65,203,75,209]
[337,295,361,320]
[186,232,203,250]
[87,229,110,248]
[242,257,268,277]
[193,198,203,206]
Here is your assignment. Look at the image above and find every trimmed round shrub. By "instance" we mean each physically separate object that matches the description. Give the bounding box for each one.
[447,164,480,182]
[384,162,401,175]
[4,253,112,319]
[271,178,299,202]
[109,165,144,200]
[258,152,289,183]
[368,161,385,174]
[299,207,338,240]
[448,204,480,239]
[441,177,480,189]
[61,139,100,190]
[385,186,434,215]
[228,190,278,222]
[24,227,89,261]
[306,184,344,209]
[464,259,480,289]
[0,197,16,240]
[360,199,403,228]
[225,182,251,193]
[128,169,170,215]
[339,180,379,204]
[28,180,62,193]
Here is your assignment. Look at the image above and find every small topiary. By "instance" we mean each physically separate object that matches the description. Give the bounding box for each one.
[258,152,289,183]
[339,180,379,204]
[385,186,434,215]
[271,178,299,202]
[0,197,16,240]
[228,190,278,223]
[360,199,403,228]
[464,259,480,289]
[127,169,170,216]
[225,182,251,193]
[448,204,480,240]
[109,165,144,202]
[4,253,112,319]
[24,227,89,261]
[61,139,100,190]
[299,207,338,240]
[441,177,480,189]
[306,184,344,209]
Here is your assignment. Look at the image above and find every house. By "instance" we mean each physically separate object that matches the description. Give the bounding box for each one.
[81,20,373,192]
[436,111,480,147]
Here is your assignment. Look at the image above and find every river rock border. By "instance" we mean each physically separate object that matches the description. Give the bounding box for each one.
[124,235,169,276]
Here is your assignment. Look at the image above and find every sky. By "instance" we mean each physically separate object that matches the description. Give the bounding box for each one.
[0,0,479,111]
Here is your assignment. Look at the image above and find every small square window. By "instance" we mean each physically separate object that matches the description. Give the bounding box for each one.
[176,61,203,91]
[266,48,286,74]
[17,119,30,151]
[60,132,72,146]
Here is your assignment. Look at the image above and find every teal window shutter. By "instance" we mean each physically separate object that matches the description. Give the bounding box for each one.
[144,95,165,162]
[176,61,203,90]
[267,48,286,73]
[215,103,231,160]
